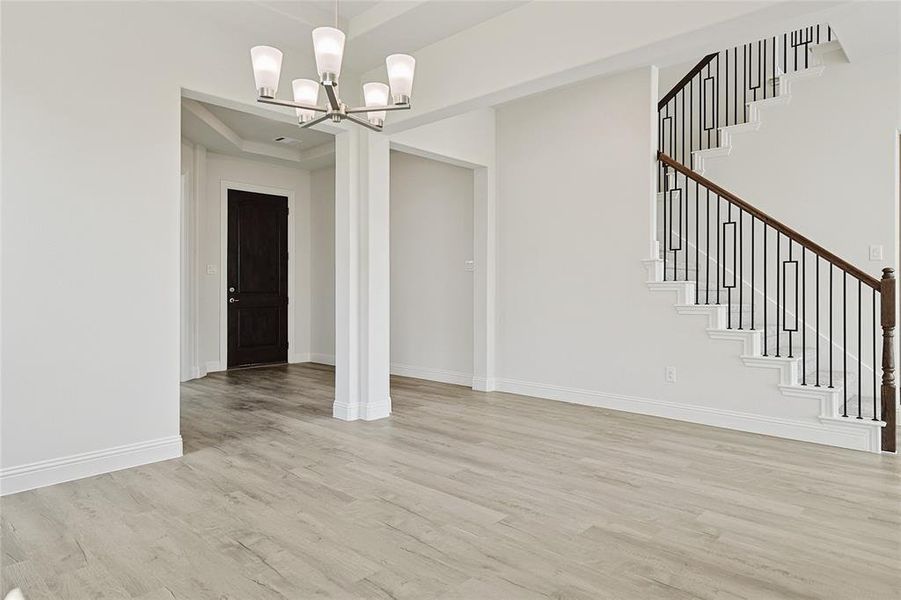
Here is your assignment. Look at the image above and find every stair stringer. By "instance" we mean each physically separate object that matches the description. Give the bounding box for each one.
[642,256,884,452]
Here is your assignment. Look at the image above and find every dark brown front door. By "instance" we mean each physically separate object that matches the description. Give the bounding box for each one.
[227,189,288,368]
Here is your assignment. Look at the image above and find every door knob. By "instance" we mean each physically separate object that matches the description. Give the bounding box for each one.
[229,298,239,303]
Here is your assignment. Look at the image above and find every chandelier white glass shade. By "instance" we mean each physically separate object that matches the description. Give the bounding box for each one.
[250,46,283,97]
[249,30,415,131]
[362,82,389,126]
[385,54,415,104]
[292,78,320,123]
[311,27,345,79]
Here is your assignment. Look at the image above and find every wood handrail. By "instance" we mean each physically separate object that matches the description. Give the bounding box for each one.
[657,151,881,289]
[658,53,717,110]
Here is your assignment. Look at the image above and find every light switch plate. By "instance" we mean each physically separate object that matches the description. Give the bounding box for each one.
[464,260,475,272]
[869,245,884,261]
[207,264,217,275]
[665,366,677,383]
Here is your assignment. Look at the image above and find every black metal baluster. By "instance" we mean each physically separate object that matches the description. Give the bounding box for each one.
[689,77,693,168]
[725,48,729,127]
[816,255,820,386]
[669,100,674,162]
[739,208,744,329]
[843,270,847,416]
[663,166,668,280]
[776,231,781,357]
[680,89,684,166]
[734,45,738,125]
[858,279,862,418]
[751,216,755,330]
[706,188,710,304]
[684,172,689,281]
[802,249,807,384]
[695,180,699,304]
[829,264,834,388]
[873,289,878,420]
[787,240,793,358]
[794,30,798,71]
[705,63,710,150]
[715,54,720,147]
[727,203,732,329]
[771,36,777,96]
[716,194,721,304]
[805,26,811,69]
[763,38,768,100]
[782,33,788,73]
[698,73,702,154]
[763,223,768,355]
[743,44,748,122]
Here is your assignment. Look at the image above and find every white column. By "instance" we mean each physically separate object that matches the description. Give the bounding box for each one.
[333,126,392,421]
[472,166,497,391]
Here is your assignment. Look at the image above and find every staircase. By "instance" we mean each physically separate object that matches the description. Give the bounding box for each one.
[646,25,897,453]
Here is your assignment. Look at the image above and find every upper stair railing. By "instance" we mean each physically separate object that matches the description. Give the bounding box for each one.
[658,25,834,173]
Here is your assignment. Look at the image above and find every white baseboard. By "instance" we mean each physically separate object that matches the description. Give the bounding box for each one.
[205,360,223,373]
[494,378,879,453]
[472,376,497,392]
[390,362,472,387]
[309,353,336,366]
[0,435,184,496]
[360,398,392,421]
[332,399,358,421]
[289,352,311,364]
[303,356,473,389]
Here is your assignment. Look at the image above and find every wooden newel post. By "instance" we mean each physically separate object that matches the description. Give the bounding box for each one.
[880,267,896,453]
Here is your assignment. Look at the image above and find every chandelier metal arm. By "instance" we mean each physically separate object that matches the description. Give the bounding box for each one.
[344,103,411,115]
[298,113,334,129]
[257,97,328,113]
[343,113,384,132]
[323,84,342,111]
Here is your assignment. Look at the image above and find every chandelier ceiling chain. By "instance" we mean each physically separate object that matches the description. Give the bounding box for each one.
[249,0,415,132]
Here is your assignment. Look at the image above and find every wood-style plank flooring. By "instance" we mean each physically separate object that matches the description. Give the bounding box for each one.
[2,363,900,599]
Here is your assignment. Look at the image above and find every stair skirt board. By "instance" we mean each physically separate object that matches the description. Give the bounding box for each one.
[494,378,881,453]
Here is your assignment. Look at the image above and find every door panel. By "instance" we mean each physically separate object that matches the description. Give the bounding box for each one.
[227,189,288,368]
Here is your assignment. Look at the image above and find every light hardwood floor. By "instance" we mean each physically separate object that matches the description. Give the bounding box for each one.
[2,363,900,599]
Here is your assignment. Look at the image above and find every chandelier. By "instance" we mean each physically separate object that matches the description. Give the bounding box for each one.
[249,7,415,132]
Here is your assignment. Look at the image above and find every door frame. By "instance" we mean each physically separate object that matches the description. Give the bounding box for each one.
[219,180,295,370]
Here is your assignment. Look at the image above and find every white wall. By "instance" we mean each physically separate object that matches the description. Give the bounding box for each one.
[700,48,898,273]
[494,66,836,430]
[308,153,476,385]
[390,109,496,168]
[388,109,498,390]
[390,152,474,383]
[0,1,318,493]
[198,152,312,369]
[310,167,336,363]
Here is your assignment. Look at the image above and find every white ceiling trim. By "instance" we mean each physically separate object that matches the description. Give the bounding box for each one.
[182,99,304,164]
[347,1,427,39]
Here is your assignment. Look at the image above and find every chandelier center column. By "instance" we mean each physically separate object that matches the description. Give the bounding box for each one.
[333,126,391,421]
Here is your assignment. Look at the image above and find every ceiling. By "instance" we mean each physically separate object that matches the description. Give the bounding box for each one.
[183,0,526,74]
[182,99,336,170]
